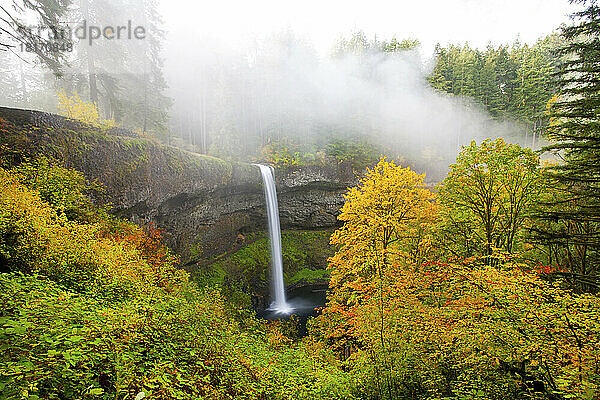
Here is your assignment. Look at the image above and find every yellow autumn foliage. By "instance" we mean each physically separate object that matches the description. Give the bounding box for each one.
[56,90,117,131]
[329,157,437,289]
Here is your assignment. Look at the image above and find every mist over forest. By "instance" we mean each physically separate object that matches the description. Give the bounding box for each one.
[1,1,562,179]
[1,1,600,399]
[166,32,535,180]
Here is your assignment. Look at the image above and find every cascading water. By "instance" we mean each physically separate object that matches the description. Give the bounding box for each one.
[254,164,293,314]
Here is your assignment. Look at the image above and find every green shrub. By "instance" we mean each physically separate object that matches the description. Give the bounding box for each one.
[325,137,378,169]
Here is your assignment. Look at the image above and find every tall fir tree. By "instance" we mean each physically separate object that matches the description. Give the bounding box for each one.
[541,0,600,290]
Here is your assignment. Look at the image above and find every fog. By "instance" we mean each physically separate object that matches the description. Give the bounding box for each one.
[1,0,559,180]
[165,32,525,180]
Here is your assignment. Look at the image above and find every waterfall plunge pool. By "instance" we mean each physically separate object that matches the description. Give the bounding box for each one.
[256,284,329,336]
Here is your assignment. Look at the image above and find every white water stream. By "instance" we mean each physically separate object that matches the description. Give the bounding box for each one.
[254,164,293,314]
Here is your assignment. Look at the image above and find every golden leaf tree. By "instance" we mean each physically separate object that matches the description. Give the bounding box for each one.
[321,157,437,398]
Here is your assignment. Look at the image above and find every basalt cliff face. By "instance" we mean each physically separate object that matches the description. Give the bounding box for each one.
[0,107,356,263]
[151,165,354,264]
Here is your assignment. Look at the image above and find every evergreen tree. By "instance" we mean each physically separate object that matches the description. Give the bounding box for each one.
[428,39,560,137]
[381,37,419,53]
[538,0,600,289]
[59,0,171,137]
[0,0,72,74]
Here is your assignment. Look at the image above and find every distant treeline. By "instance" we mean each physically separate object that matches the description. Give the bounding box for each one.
[429,36,563,147]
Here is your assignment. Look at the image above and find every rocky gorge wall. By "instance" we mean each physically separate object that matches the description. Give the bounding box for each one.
[0,107,357,265]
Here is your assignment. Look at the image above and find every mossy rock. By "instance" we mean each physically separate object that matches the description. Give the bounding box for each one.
[191,229,334,306]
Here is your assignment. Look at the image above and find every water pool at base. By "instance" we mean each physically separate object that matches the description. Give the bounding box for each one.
[256,285,328,336]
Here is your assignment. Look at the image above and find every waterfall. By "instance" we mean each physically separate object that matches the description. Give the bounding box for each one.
[254,164,293,314]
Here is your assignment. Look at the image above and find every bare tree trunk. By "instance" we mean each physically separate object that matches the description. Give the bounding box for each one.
[142,10,148,134]
[143,72,148,133]
[18,59,28,105]
[201,86,207,153]
[81,0,98,105]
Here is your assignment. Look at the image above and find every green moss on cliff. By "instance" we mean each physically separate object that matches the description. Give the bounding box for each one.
[289,268,329,285]
[0,107,242,202]
[192,230,334,306]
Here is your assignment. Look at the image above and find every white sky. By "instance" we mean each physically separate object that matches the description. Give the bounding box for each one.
[159,0,580,56]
